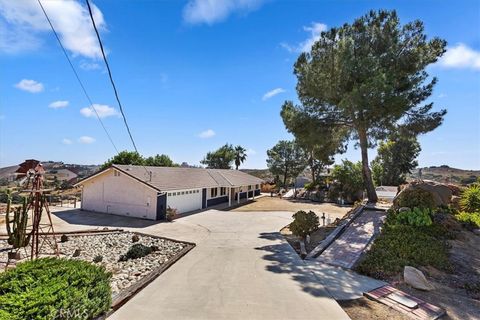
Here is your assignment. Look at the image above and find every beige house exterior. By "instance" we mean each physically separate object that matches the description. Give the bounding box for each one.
[75,165,263,220]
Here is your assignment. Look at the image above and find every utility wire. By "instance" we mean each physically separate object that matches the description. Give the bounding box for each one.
[36,0,119,154]
[85,0,150,177]
[85,0,139,153]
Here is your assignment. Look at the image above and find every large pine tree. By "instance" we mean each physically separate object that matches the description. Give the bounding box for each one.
[290,10,447,202]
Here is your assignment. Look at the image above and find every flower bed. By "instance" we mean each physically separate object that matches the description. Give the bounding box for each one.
[0,232,193,299]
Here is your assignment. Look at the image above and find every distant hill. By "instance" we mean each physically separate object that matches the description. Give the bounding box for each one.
[0,161,99,186]
[240,169,273,181]
[408,166,480,185]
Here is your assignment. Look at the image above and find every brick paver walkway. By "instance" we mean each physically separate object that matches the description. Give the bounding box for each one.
[317,209,386,269]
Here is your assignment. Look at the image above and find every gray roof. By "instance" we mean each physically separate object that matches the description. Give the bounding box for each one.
[112,165,263,191]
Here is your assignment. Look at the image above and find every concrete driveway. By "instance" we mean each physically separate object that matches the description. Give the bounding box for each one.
[51,208,349,320]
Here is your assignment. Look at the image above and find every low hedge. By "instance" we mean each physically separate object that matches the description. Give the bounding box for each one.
[356,223,451,280]
[0,258,112,320]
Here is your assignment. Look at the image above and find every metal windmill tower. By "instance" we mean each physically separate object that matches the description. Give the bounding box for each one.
[23,163,59,259]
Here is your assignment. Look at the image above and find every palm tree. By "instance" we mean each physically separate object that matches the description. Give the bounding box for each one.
[234,146,247,170]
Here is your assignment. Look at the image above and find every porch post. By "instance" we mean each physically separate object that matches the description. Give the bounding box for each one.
[228,187,231,207]
[237,187,240,204]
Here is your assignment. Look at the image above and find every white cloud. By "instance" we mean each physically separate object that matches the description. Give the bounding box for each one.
[14,79,44,93]
[62,138,73,145]
[80,61,102,71]
[49,100,69,109]
[281,22,327,53]
[246,148,256,155]
[198,129,215,138]
[80,104,119,118]
[0,0,106,58]
[439,43,480,70]
[262,88,285,101]
[438,93,447,98]
[183,0,265,25]
[78,136,95,144]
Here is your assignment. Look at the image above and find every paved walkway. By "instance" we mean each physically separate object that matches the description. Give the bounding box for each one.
[316,210,386,269]
[306,261,387,300]
[49,208,350,320]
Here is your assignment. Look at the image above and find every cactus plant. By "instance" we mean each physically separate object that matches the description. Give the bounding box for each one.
[5,191,31,249]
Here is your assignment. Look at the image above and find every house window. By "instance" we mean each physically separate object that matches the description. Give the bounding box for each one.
[248,185,252,190]
[181,191,185,195]
[211,188,218,198]
[173,192,176,196]
[168,193,171,196]
[114,171,120,177]
[255,184,259,189]
[220,187,226,196]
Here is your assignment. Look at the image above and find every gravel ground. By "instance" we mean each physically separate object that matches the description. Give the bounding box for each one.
[0,232,187,297]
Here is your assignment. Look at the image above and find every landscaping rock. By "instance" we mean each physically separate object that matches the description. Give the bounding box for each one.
[73,249,81,257]
[398,207,410,213]
[404,266,435,291]
[0,232,187,297]
[396,180,453,207]
[451,195,461,210]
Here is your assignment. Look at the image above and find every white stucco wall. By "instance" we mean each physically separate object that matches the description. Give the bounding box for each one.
[81,169,158,220]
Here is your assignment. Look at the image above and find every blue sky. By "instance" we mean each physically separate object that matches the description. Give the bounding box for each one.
[0,0,479,169]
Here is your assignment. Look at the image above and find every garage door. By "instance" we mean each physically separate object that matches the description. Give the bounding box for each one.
[166,189,202,214]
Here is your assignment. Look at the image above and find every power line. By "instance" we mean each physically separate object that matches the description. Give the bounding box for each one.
[36,0,119,154]
[85,0,150,177]
[85,0,139,153]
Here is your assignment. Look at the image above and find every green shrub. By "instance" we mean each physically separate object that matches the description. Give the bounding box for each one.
[119,243,153,261]
[460,185,480,213]
[166,206,178,222]
[395,207,433,227]
[456,211,480,229]
[0,258,111,320]
[356,224,450,279]
[330,160,364,202]
[395,188,435,210]
[289,210,319,239]
[304,182,316,191]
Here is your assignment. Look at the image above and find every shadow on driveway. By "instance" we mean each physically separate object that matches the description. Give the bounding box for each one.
[255,232,333,299]
[53,209,163,229]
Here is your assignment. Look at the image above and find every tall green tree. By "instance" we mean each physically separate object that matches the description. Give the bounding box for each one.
[371,134,421,186]
[290,10,446,202]
[102,151,144,170]
[234,146,247,170]
[144,154,177,167]
[281,102,347,184]
[266,140,307,187]
[201,144,236,169]
[102,151,177,169]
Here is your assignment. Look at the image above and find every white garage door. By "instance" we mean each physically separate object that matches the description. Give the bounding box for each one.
[167,189,202,214]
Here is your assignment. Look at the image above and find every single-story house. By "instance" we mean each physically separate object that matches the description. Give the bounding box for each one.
[74,164,263,220]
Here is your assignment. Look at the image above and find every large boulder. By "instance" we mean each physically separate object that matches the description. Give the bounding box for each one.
[395,180,453,207]
[404,266,435,291]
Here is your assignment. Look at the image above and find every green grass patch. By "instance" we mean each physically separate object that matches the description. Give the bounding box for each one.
[0,258,112,320]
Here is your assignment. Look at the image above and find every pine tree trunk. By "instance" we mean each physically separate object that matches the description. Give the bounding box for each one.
[309,152,316,185]
[358,128,378,203]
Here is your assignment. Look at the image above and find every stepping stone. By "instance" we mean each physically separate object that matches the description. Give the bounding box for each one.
[365,285,445,320]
